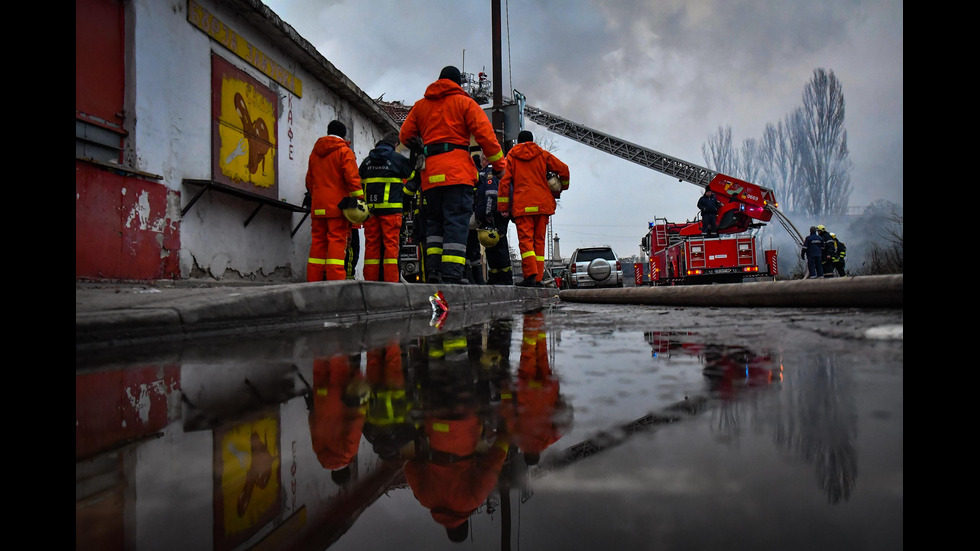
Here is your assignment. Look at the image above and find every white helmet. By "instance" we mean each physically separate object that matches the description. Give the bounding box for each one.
[547,172,561,193]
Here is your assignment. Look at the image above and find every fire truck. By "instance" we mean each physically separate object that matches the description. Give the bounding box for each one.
[639,173,781,285]
[517,94,805,286]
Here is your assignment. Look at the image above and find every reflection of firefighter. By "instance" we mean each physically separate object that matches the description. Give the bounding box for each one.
[501,310,570,465]
[402,329,510,542]
[362,340,418,460]
[308,353,368,486]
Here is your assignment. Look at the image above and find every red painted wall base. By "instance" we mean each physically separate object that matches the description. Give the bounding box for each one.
[75,160,181,280]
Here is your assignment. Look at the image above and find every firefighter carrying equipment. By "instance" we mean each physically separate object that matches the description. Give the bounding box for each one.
[338,197,370,225]
[478,227,500,248]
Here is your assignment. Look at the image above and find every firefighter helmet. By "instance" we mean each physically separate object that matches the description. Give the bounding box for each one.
[547,172,561,193]
[339,197,370,224]
[817,224,826,231]
[478,227,500,248]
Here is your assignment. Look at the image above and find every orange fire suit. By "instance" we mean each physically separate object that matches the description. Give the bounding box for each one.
[504,312,564,456]
[306,135,363,281]
[308,354,366,471]
[404,414,509,530]
[399,78,505,282]
[497,142,569,282]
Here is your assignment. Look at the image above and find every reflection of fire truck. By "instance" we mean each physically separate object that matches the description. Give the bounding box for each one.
[644,331,783,396]
[518,99,806,286]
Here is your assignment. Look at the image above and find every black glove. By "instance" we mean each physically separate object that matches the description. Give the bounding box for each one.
[405,136,423,156]
[302,191,311,209]
[338,197,359,210]
[404,177,420,196]
[800,250,806,260]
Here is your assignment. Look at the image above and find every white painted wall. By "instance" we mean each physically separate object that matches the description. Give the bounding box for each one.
[128,0,392,281]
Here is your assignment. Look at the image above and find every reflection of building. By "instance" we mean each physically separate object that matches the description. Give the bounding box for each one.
[76,0,399,282]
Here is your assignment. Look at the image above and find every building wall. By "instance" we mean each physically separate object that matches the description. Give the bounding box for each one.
[76,0,398,282]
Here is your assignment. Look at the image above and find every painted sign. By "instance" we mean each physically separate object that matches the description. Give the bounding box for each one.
[212,54,278,198]
[188,0,302,97]
[213,411,282,550]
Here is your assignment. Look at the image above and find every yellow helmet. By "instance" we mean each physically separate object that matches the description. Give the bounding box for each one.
[339,197,370,224]
[478,227,500,248]
[816,224,826,231]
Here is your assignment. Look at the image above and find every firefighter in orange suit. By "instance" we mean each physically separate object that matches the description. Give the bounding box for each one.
[399,66,505,284]
[497,130,570,287]
[306,120,364,281]
[359,132,416,282]
[501,310,569,466]
[308,353,368,485]
[403,392,509,542]
[402,329,510,542]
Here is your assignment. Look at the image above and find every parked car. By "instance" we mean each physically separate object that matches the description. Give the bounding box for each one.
[567,247,623,288]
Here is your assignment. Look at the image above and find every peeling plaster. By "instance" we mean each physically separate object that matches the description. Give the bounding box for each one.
[124,380,168,426]
[125,189,174,234]
[125,190,152,230]
[165,191,182,232]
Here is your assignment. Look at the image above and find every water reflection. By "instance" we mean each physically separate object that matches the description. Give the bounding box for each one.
[644,330,857,504]
[403,322,511,542]
[77,307,886,550]
[773,354,858,504]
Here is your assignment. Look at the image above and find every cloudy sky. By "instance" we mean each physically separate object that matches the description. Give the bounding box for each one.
[264,0,903,258]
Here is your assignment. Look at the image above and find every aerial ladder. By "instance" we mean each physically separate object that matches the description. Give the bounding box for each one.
[514,92,805,248]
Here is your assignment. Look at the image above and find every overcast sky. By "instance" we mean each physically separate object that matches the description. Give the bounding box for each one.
[264,0,903,258]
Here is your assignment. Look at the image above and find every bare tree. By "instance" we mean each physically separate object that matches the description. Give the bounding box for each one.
[739,137,762,185]
[702,126,739,176]
[854,201,903,274]
[794,68,852,216]
[758,118,800,212]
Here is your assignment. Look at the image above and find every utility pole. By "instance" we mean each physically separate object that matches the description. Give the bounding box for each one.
[491,0,507,153]
[491,10,514,549]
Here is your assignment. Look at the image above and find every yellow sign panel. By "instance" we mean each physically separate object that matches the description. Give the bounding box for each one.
[188,0,303,97]
[215,415,282,547]
[218,77,276,188]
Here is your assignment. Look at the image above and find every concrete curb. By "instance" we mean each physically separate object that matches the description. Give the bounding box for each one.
[76,281,554,349]
[559,274,903,308]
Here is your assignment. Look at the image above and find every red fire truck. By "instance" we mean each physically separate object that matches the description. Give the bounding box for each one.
[641,174,780,285]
